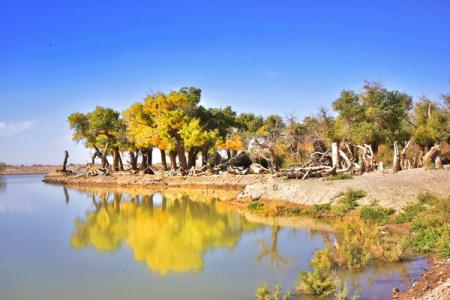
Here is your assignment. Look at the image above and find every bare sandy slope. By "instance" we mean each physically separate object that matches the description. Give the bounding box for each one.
[239,168,450,210]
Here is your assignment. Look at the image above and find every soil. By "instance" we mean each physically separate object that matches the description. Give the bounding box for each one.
[396,260,450,300]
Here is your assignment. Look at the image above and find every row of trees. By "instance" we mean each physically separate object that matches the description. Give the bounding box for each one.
[68,82,450,174]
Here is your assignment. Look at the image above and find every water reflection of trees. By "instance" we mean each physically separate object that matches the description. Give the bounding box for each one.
[71,191,260,275]
[0,177,6,192]
[256,225,287,270]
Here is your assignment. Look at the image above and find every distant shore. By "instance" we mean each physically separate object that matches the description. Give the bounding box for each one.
[0,165,59,175]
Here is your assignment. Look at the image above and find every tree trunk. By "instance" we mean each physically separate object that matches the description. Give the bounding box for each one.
[435,150,443,169]
[118,152,124,171]
[112,147,121,171]
[140,148,148,170]
[226,149,232,160]
[269,147,279,172]
[169,150,178,169]
[160,149,168,170]
[187,148,198,169]
[201,150,209,166]
[100,143,109,169]
[400,139,413,170]
[129,151,138,170]
[147,148,153,166]
[331,142,340,169]
[176,142,188,170]
[393,141,401,173]
[92,146,102,164]
[62,150,69,172]
[423,144,439,170]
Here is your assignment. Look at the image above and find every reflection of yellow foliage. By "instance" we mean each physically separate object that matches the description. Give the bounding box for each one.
[71,193,259,275]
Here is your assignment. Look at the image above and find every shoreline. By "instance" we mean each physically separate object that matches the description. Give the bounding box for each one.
[43,167,450,211]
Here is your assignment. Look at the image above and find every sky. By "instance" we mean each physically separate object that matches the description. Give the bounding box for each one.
[1,0,450,164]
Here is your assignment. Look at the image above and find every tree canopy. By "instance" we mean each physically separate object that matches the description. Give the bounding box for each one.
[68,83,450,171]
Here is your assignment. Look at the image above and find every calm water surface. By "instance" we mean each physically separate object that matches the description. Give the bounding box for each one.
[0,175,428,300]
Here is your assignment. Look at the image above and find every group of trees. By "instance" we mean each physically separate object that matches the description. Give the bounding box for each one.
[68,82,450,175]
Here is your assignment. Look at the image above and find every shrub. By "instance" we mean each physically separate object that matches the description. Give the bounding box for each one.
[310,203,331,217]
[296,268,336,296]
[411,224,450,258]
[402,193,450,258]
[325,173,353,181]
[310,247,336,271]
[255,283,290,300]
[359,201,394,225]
[0,162,6,170]
[247,201,265,213]
[287,207,302,216]
[332,189,366,216]
[334,216,382,269]
[395,202,422,224]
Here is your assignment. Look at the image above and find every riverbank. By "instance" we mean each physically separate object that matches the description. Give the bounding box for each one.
[44,167,450,211]
[1,165,61,175]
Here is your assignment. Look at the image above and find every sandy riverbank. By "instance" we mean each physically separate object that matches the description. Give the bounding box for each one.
[43,167,450,211]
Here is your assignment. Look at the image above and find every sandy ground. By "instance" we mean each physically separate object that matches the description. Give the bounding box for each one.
[239,168,450,210]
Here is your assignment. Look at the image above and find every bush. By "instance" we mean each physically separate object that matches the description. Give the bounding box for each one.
[411,223,450,258]
[332,189,366,216]
[400,193,450,258]
[296,268,336,296]
[287,207,302,216]
[310,247,336,271]
[310,203,331,217]
[325,173,353,181]
[247,201,265,213]
[359,201,394,225]
[255,283,290,300]
[0,162,6,169]
[395,202,422,224]
[334,216,382,269]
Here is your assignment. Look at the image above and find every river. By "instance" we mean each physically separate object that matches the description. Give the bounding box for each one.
[0,175,428,299]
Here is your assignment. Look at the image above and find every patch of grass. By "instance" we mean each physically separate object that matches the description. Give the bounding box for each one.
[287,207,302,216]
[359,201,394,225]
[332,189,366,216]
[394,202,422,224]
[309,203,331,217]
[296,268,336,296]
[396,193,450,258]
[325,173,353,181]
[255,283,290,300]
[247,201,266,213]
[411,223,450,258]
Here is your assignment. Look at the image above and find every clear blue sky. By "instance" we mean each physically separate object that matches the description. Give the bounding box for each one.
[1,0,449,164]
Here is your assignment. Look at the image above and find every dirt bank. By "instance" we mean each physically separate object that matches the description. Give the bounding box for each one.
[397,260,450,300]
[44,167,450,210]
[240,168,450,210]
[43,172,263,190]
